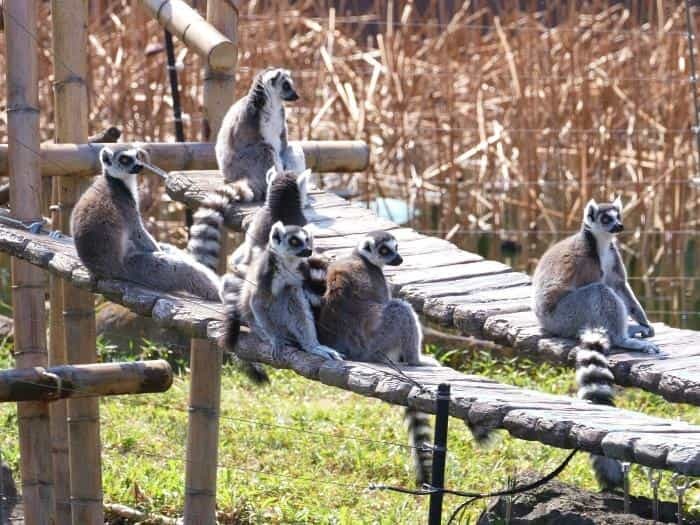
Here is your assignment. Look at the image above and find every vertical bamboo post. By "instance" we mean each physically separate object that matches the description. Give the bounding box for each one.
[183,339,222,524]
[183,5,237,520]
[4,1,55,523]
[203,0,238,275]
[50,1,103,524]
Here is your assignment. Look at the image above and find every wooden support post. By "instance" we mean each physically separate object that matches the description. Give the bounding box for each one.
[140,0,237,71]
[184,338,222,524]
[0,360,173,402]
[4,1,55,523]
[50,1,103,523]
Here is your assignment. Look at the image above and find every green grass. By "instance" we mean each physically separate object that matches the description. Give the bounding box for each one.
[0,339,697,524]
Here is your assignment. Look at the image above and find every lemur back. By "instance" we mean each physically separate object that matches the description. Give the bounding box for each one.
[215,68,302,202]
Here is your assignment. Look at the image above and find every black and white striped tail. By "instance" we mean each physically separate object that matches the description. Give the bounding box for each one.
[405,407,433,486]
[220,274,270,385]
[187,186,239,271]
[576,328,623,491]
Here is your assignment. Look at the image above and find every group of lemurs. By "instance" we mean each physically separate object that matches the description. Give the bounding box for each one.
[70,67,659,491]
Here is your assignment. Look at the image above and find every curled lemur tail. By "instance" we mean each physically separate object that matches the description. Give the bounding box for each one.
[576,328,623,491]
[188,185,241,271]
[405,407,433,486]
[220,274,270,385]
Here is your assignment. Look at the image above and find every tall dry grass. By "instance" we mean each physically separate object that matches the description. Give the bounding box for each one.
[0,0,698,324]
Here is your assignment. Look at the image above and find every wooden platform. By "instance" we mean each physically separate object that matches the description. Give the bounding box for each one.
[0,222,698,476]
[165,171,700,407]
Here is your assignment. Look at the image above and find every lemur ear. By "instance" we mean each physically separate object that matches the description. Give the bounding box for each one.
[134,147,150,164]
[266,167,278,186]
[584,199,598,222]
[361,236,374,252]
[270,221,285,245]
[100,147,114,166]
[612,195,623,212]
[302,226,313,247]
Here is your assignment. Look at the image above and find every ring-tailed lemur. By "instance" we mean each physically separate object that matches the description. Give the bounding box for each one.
[224,221,342,362]
[575,328,623,491]
[188,168,311,274]
[316,231,439,486]
[215,68,306,202]
[71,146,221,301]
[533,197,659,353]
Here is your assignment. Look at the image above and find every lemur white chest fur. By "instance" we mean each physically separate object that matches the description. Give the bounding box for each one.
[260,94,284,157]
[595,234,616,280]
[271,257,303,296]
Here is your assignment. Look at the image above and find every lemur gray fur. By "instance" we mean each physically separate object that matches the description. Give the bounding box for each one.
[532,197,659,354]
[215,68,306,202]
[575,328,624,491]
[316,231,438,486]
[71,146,221,301]
[188,167,311,273]
[224,222,342,362]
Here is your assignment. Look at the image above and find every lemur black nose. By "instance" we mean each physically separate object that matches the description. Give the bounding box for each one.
[299,248,312,257]
[285,91,299,102]
[130,163,144,174]
[387,254,403,266]
[611,223,624,233]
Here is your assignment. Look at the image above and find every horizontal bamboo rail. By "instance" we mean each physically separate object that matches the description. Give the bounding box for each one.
[0,140,370,176]
[0,360,173,402]
[140,0,236,72]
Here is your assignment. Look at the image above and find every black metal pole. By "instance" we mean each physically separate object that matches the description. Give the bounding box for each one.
[428,383,450,525]
[163,29,193,230]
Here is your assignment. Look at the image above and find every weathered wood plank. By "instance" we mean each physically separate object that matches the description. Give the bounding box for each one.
[1,224,700,475]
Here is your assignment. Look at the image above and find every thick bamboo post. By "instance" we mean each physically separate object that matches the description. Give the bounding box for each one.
[140,0,236,71]
[202,0,238,274]
[0,360,173,402]
[183,339,222,524]
[4,1,55,523]
[50,1,103,523]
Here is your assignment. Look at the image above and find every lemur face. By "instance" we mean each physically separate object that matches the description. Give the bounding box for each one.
[358,231,402,267]
[100,147,146,178]
[264,68,299,102]
[584,197,624,235]
[269,221,313,258]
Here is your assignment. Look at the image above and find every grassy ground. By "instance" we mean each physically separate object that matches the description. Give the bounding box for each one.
[0,339,698,524]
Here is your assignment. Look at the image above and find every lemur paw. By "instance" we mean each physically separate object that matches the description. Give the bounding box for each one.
[642,342,661,354]
[628,324,655,338]
[309,345,344,361]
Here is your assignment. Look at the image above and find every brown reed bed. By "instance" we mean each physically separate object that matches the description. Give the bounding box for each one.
[0,0,698,324]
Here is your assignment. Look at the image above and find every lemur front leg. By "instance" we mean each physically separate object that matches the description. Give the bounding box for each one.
[616,281,654,338]
[250,294,289,361]
[286,289,343,361]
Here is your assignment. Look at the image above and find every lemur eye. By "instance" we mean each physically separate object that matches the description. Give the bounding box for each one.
[289,237,301,247]
[118,155,133,166]
[282,81,291,90]
[601,215,611,224]
[379,247,390,256]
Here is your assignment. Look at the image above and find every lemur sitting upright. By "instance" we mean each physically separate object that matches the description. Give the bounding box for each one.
[316,231,439,486]
[223,222,342,362]
[71,146,221,301]
[532,197,658,354]
[215,68,305,202]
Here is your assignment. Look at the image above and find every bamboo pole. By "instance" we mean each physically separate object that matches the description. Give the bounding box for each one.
[0,360,173,402]
[4,2,55,523]
[183,338,222,525]
[0,140,370,176]
[50,1,103,523]
[184,4,237,515]
[140,0,237,71]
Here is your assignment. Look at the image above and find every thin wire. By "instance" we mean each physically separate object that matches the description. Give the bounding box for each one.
[686,0,700,178]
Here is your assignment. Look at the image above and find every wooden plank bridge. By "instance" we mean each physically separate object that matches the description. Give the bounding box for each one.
[0,171,698,479]
[166,170,700,407]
